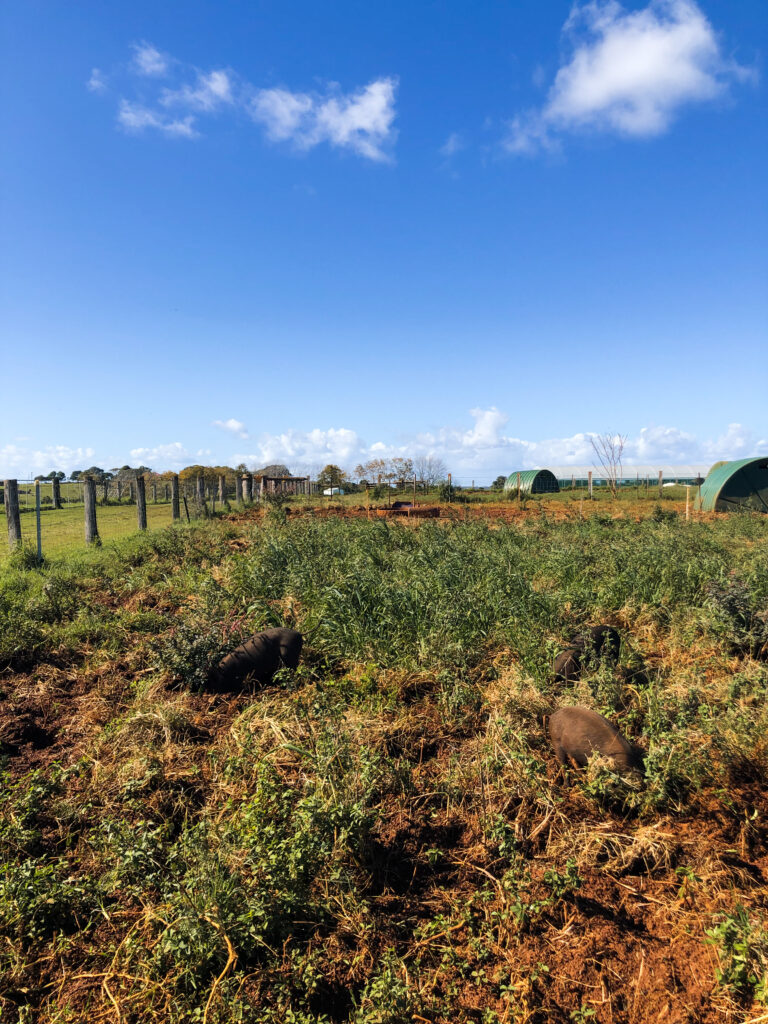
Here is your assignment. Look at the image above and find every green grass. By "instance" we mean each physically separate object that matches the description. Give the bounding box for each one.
[0,501,177,560]
[1,511,767,1022]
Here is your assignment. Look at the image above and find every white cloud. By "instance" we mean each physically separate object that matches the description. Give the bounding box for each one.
[251,77,398,161]
[128,443,191,467]
[252,89,314,141]
[87,68,106,92]
[161,70,234,112]
[94,44,397,160]
[227,409,767,481]
[439,132,463,157]
[505,0,752,155]
[0,445,96,477]
[213,418,249,439]
[132,42,169,77]
[117,100,198,138]
[233,427,363,469]
[2,417,765,482]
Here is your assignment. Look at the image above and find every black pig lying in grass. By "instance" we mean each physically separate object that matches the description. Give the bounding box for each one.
[548,705,643,775]
[553,624,621,683]
[207,627,303,692]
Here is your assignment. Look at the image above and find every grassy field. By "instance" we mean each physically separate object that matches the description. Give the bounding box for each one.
[1,485,695,563]
[0,502,176,560]
[1,507,767,1022]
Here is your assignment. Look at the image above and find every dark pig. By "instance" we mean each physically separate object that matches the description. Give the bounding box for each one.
[548,705,642,774]
[208,627,303,691]
[577,624,621,664]
[553,647,584,683]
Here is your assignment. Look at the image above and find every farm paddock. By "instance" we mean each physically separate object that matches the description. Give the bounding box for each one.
[1,508,767,1023]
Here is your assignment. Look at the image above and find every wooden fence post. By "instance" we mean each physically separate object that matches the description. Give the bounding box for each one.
[517,472,521,500]
[196,476,207,518]
[84,478,100,545]
[117,479,122,502]
[4,480,22,549]
[101,480,109,504]
[152,483,157,503]
[128,482,134,503]
[236,475,243,504]
[588,470,593,499]
[136,475,147,531]
[658,470,663,499]
[245,474,254,502]
[52,476,62,510]
[35,481,42,563]
[685,485,691,521]
[171,475,180,521]
[218,474,226,504]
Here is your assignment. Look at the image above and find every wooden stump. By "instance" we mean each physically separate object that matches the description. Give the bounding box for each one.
[171,475,180,521]
[3,479,22,549]
[84,478,100,545]
[137,476,147,531]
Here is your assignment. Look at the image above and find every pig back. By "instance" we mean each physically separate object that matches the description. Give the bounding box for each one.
[260,627,303,669]
[548,706,637,770]
[210,633,280,689]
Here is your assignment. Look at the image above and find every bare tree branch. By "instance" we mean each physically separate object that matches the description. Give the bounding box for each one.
[590,433,627,498]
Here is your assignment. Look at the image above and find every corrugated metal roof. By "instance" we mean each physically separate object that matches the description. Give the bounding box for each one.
[696,457,768,513]
[503,469,560,495]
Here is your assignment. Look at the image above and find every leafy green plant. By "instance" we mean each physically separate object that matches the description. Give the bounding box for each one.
[705,905,768,1004]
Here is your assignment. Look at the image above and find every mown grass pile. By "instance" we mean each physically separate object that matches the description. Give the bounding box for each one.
[1,508,767,1022]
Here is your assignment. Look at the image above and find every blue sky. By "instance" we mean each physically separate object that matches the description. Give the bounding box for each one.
[1,0,766,482]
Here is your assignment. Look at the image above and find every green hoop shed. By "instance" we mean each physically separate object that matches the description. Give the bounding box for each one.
[503,469,560,495]
[696,457,768,513]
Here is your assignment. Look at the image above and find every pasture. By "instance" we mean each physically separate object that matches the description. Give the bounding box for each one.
[1,507,767,1022]
[1,484,694,563]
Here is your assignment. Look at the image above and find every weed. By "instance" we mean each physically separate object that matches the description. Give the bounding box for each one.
[705,905,768,1005]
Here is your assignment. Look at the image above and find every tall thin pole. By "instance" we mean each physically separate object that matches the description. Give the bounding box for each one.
[84,478,100,545]
[4,479,22,549]
[35,481,42,563]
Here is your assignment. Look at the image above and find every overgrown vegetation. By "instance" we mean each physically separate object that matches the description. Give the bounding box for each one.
[1,508,767,1021]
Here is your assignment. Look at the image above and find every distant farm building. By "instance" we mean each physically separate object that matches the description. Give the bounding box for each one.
[323,487,345,496]
[697,458,768,513]
[503,469,560,495]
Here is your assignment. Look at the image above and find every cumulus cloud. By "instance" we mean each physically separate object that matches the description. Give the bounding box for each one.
[87,68,106,92]
[251,77,398,161]
[439,132,463,157]
[92,42,397,160]
[128,442,191,467]
[132,42,169,77]
[213,418,249,439]
[0,445,96,477]
[161,70,234,112]
[505,0,753,155]
[3,414,763,481]
[226,409,766,481]
[117,100,198,138]
[233,427,363,469]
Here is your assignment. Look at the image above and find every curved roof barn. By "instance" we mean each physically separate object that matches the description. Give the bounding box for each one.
[503,469,560,495]
[697,458,768,513]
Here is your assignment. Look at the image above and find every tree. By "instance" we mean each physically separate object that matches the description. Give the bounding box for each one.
[414,455,448,487]
[590,433,627,498]
[390,457,414,489]
[254,464,291,478]
[491,475,507,490]
[318,464,344,489]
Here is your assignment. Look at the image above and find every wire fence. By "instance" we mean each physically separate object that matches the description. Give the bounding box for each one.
[2,468,709,562]
[1,476,256,562]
